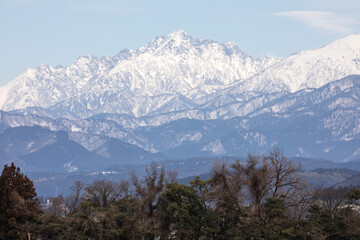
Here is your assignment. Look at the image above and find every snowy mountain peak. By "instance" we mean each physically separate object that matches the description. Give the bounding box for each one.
[140,30,201,54]
[1,31,360,119]
[248,33,360,93]
[295,33,360,59]
[76,55,96,62]
[328,33,360,50]
[167,29,191,41]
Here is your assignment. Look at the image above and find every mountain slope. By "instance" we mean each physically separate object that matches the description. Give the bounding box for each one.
[0,126,166,172]
[249,34,360,92]
[0,31,360,164]
[1,75,360,161]
[2,31,360,120]
[0,30,278,117]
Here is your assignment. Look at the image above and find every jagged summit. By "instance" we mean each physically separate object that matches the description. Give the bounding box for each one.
[2,31,360,171]
[167,29,191,41]
[0,31,359,119]
[138,30,250,59]
[0,30,277,114]
[140,30,217,56]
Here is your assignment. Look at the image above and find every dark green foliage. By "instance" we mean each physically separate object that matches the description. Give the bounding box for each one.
[158,183,206,239]
[347,188,360,202]
[262,198,292,239]
[305,204,348,239]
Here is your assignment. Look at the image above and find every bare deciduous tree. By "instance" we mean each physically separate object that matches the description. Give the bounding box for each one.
[211,148,307,221]
[237,154,270,217]
[85,180,120,207]
[266,148,301,199]
[67,181,85,212]
[316,187,348,219]
[211,160,244,212]
[130,162,177,240]
[287,182,316,228]
[49,195,66,217]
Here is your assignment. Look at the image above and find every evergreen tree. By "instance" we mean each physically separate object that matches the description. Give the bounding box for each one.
[0,162,41,239]
[157,183,205,239]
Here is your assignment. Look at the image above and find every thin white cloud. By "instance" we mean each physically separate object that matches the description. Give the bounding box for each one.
[272,11,360,34]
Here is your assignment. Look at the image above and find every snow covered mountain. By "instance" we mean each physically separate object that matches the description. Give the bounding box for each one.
[1,30,360,165]
[0,125,166,172]
[1,31,360,121]
[1,75,360,163]
[248,33,360,92]
[0,30,278,117]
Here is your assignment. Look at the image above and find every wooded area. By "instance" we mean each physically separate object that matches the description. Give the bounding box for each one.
[1,148,360,240]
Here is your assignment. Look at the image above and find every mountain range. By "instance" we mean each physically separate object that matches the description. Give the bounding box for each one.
[1,30,360,173]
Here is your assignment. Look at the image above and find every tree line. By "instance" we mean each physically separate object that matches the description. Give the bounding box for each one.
[1,148,360,239]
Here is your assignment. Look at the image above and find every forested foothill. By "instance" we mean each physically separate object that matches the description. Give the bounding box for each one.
[1,148,360,240]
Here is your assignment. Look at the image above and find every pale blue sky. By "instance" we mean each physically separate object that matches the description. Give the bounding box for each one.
[1,0,360,86]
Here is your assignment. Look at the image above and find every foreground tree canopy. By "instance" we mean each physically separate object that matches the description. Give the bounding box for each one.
[1,148,360,240]
[0,162,41,239]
